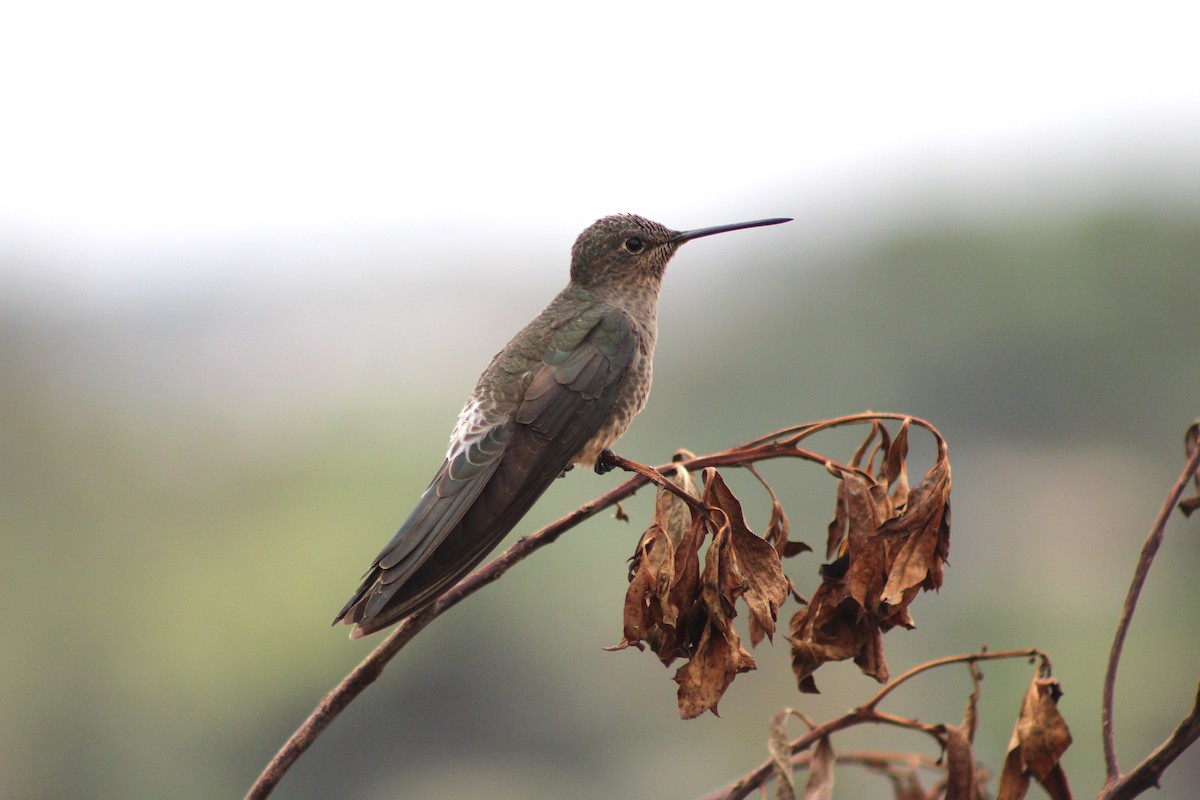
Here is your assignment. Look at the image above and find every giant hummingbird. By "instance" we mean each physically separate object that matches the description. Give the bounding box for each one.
[335,213,791,638]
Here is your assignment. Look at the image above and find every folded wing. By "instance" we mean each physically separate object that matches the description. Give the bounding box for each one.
[335,305,640,636]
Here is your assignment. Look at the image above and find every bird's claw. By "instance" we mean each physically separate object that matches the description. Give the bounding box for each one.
[595,449,619,475]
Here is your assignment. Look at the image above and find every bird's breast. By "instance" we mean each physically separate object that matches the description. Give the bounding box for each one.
[572,333,654,469]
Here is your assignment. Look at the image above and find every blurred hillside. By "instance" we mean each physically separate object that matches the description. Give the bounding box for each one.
[2,184,1199,799]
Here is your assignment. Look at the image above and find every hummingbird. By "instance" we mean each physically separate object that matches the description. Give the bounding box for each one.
[334,213,791,638]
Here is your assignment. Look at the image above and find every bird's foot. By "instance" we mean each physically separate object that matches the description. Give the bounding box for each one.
[595,449,621,475]
[559,464,575,479]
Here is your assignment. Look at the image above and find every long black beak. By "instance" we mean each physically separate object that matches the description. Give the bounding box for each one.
[669,217,792,244]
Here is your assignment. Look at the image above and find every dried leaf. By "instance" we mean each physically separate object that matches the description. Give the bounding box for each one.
[849,420,885,468]
[612,417,952,717]
[825,479,848,561]
[835,467,887,614]
[783,540,813,558]
[658,463,699,551]
[769,709,803,800]
[802,735,835,800]
[942,724,979,800]
[746,465,808,559]
[736,532,791,646]
[674,505,754,718]
[768,499,810,559]
[704,471,790,646]
[852,624,889,684]
[604,529,664,652]
[997,676,1073,800]
[789,585,888,693]
[880,439,952,606]
[1181,420,1200,516]
[649,512,707,665]
[887,768,926,800]
[883,418,910,504]
[963,662,983,743]
[673,608,756,719]
[609,469,704,663]
[796,422,951,692]
[610,468,786,718]
[667,511,705,624]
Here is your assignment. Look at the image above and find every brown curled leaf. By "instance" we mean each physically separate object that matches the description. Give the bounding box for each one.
[703,470,789,646]
[673,603,756,719]
[833,466,887,615]
[997,675,1073,800]
[942,724,981,800]
[1181,420,1200,516]
[609,468,704,664]
[883,417,910,507]
[803,735,835,800]
[605,528,664,652]
[880,438,951,596]
[768,709,804,800]
[789,582,888,693]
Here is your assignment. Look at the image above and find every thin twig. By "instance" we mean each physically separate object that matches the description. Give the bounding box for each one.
[694,649,1046,800]
[245,605,437,800]
[963,660,983,743]
[741,412,942,451]
[789,750,950,800]
[245,474,647,799]
[861,649,1047,712]
[694,708,943,800]
[247,424,896,798]
[1100,683,1200,800]
[1180,420,1200,517]
[791,749,942,772]
[599,450,710,512]
[1100,437,1200,789]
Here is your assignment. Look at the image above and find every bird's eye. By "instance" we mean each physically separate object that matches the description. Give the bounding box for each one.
[623,237,644,253]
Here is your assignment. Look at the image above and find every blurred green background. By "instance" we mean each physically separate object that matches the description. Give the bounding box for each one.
[4,177,1198,798]
[4,3,1200,799]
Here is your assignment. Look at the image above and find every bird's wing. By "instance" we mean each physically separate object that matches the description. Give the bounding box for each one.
[331,410,512,625]
[516,304,640,437]
[336,304,640,633]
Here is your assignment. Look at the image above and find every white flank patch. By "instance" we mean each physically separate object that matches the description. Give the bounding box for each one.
[446,399,489,460]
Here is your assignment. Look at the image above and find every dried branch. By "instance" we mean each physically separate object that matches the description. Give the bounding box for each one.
[694,649,1044,800]
[862,649,1049,713]
[1100,683,1200,800]
[697,709,947,800]
[245,605,437,800]
[247,418,932,798]
[598,449,710,512]
[1179,420,1200,517]
[246,473,644,799]
[791,749,943,773]
[1098,425,1200,798]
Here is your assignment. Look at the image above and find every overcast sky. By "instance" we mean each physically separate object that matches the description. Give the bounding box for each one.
[2,1,1198,301]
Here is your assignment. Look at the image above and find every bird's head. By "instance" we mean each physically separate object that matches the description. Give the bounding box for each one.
[569,214,680,289]
[568,213,791,289]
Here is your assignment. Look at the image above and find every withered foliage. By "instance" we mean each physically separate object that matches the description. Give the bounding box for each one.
[1180,419,1200,517]
[941,724,984,800]
[612,416,952,716]
[251,416,1198,800]
[792,419,952,693]
[997,675,1073,800]
[608,465,791,718]
[744,652,1066,800]
[803,735,836,800]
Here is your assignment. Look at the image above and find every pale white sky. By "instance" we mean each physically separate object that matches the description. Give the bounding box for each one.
[2,1,1198,298]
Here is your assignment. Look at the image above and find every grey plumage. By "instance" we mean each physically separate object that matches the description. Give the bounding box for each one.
[334,213,789,638]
